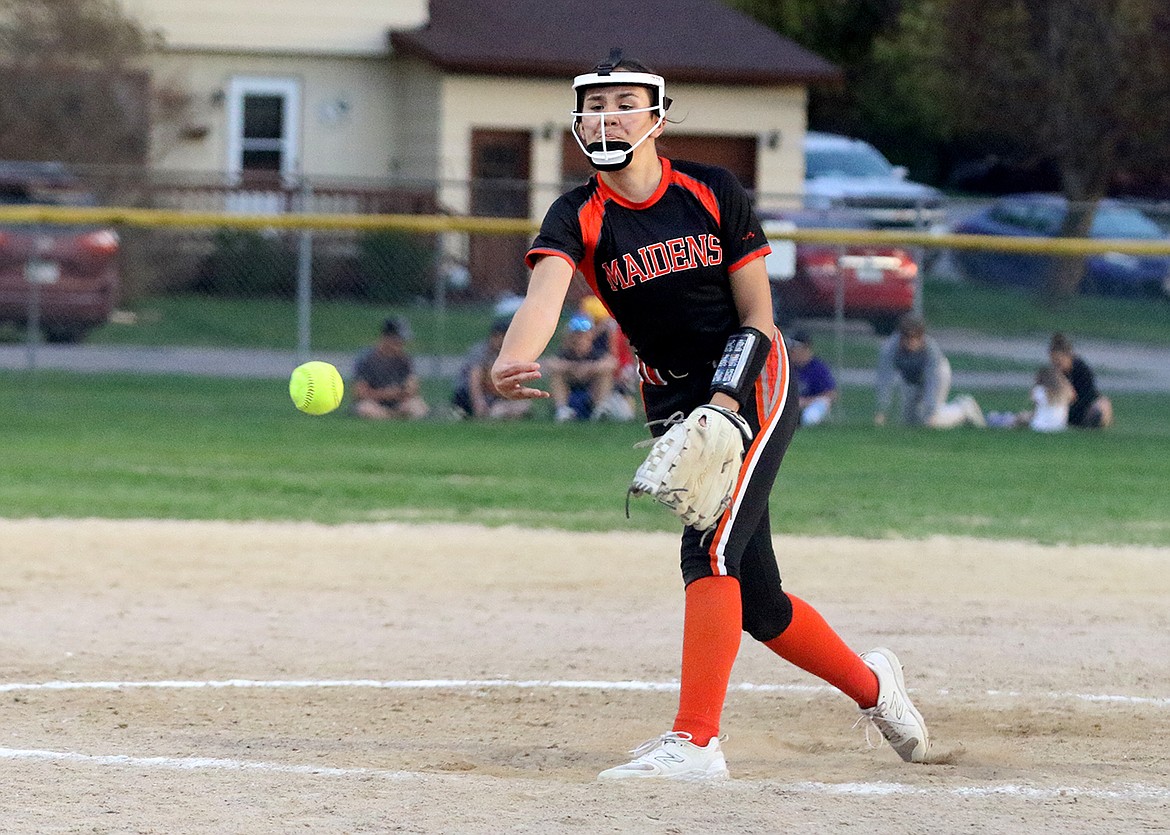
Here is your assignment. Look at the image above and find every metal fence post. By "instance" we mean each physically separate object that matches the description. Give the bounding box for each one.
[433,250,448,378]
[25,272,40,372]
[24,256,60,372]
[834,244,846,379]
[913,199,926,316]
[295,179,313,363]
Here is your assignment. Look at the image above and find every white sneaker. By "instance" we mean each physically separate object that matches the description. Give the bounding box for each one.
[858,648,931,763]
[597,732,729,781]
[592,392,636,422]
[555,405,576,423]
[960,394,987,427]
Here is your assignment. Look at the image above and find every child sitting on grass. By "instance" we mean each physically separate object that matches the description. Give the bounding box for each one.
[987,365,1075,432]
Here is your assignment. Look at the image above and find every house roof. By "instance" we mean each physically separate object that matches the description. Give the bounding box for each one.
[389,0,841,86]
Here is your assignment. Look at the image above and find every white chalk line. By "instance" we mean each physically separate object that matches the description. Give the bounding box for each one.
[1,746,1167,803]
[3,680,1167,803]
[0,746,415,780]
[1,678,1167,708]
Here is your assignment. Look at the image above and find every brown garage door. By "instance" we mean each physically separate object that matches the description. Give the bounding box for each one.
[470,128,532,298]
[559,131,757,191]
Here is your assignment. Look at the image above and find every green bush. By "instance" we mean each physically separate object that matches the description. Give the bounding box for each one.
[355,231,436,303]
[195,229,298,297]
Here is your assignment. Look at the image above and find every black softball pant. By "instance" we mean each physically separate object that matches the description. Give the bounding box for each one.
[639,331,800,642]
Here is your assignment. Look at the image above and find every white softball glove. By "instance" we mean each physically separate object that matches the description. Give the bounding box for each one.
[628,404,753,530]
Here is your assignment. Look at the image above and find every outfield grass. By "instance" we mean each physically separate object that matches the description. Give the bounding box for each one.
[79,295,493,356]
[4,370,1167,547]
[923,278,1170,344]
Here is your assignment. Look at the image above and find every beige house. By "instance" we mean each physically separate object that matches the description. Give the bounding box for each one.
[126,0,839,291]
[126,0,427,206]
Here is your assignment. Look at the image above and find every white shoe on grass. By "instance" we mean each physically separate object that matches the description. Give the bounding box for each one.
[959,394,987,427]
[597,731,729,781]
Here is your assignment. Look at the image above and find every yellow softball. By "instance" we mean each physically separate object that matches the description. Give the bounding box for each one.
[289,361,344,415]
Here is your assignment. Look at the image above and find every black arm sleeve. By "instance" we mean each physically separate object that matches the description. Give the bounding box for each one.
[710,326,770,408]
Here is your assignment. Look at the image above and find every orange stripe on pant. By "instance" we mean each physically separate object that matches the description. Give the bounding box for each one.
[706,329,790,575]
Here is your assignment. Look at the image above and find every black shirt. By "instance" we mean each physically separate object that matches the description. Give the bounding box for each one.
[527,158,770,371]
[1066,355,1101,426]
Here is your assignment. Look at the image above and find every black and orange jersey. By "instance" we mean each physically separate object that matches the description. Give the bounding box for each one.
[526,157,770,371]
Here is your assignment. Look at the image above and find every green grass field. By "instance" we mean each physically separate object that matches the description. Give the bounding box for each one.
[4,370,1167,547]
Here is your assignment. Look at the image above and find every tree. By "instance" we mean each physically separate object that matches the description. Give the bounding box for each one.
[726,0,906,66]
[731,0,1170,302]
[726,0,907,130]
[927,0,1170,300]
[727,0,953,180]
[0,0,191,167]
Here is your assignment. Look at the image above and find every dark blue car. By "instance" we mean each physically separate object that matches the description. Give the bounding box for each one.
[952,194,1170,298]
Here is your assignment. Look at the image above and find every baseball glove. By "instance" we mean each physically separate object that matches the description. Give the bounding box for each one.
[628,404,753,530]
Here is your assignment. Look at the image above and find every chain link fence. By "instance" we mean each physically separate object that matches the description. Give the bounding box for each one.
[2,165,1169,384]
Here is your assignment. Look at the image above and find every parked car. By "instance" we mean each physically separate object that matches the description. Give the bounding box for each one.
[0,161,119,343]
[761,209,918,335]
[803,131,944,229]
[951,194,1170,298]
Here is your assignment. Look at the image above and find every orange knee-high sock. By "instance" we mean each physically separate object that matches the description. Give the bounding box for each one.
[672,575,743,747]
[763,594,879,708]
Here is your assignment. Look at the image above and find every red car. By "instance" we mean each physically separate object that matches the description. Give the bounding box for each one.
[762,210,917,335]
[0,161,119,343]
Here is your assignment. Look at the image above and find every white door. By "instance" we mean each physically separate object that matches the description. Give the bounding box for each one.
[225,76,301,211]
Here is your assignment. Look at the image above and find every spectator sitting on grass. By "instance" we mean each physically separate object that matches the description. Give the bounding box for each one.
[546,314,618,422]
[788,330,837,426]
[1049,332,1113,429]
[988,365,1076,432]
[874,314,985,429]
[351,317,430,420]
[577,295,637,422]
[450,317,532,420]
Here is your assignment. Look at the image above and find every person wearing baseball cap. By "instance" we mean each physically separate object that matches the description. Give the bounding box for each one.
[875,314,985,428]
[788,330,838,426]
[450,317,530,420]
[350,316,429,420]
[575,294,638,421]
[545,313,619,422]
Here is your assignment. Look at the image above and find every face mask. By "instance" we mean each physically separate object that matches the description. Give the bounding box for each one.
[572,104,665,171]
[570,70,670,173]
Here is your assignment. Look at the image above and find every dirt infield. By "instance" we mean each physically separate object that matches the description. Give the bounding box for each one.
[1,519,1167,833]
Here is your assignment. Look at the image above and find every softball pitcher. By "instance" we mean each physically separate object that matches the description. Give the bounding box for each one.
[491,50,931,779]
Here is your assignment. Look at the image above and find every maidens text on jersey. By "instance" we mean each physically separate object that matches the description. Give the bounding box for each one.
[601,234,723,290]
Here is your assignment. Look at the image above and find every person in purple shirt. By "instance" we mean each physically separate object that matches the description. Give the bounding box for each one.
[789,330,837,426]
